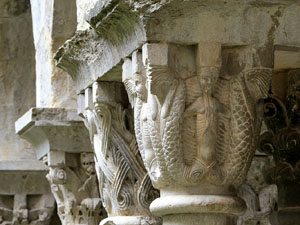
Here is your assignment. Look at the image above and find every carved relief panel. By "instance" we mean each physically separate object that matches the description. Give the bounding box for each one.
[45,151,106,225]
[81,82,160,224]
[122,43,273,190]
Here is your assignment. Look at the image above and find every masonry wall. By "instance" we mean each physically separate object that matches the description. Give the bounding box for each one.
[0,0,36,161]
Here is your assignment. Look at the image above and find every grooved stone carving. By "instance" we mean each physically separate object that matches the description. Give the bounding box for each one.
[82,82,160,224]
[46,152,106,225]
[123,43,272,189]
[15,108,106,225]
[122,42,273,224]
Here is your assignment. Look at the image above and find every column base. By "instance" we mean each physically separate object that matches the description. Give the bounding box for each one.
[100,216,161,225]
[163,213,235,225]
[150,195,246,225]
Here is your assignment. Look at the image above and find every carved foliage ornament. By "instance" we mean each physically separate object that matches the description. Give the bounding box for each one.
[82,82,159,220]
[123,43,273,189]
[259,69,300,184]
[46,153,106,225]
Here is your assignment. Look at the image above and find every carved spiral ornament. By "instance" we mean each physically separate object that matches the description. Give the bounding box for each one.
[138,175,159,209]
[49,167,67,184]
[83,82,159,219]
[117,188,132,210]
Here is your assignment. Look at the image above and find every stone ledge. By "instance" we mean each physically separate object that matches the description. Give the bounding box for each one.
[0,160,47,171]
[15,108,92,159]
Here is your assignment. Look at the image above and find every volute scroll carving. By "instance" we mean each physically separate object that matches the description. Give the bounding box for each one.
[82,82,161,224]
[45,152,106,225]
[122,43,273,190]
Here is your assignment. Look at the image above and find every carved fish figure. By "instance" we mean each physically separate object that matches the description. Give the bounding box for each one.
[213,68,272,186]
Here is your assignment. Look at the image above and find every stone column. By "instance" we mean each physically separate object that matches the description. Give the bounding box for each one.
[122,43,273,225]
[259,69,300,225]
[16,108,106,225]
[80,82,161,225]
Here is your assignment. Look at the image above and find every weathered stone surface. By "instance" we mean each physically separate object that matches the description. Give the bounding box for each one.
[0,0,36,161]
[16,107,106,225]
[15,108,92,160]
[76,0,113,31]
[82,81,161,224]
[0,161,55,225]
[45,151,106,225]
[55,0,300,95]
[7,0,300,224]
[237,156,277,225]
[30,0,77,108]
[122,42,273,224]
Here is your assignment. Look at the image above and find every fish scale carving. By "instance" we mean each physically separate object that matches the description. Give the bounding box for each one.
[161,81,186,183]
[123,44,272,189]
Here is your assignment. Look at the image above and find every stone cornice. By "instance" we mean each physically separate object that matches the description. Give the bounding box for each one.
[54,0,300,95]
[15,108,92,159]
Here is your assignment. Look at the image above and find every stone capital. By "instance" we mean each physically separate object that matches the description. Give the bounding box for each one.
[16,108,106,225]
[81,81,161,225]
[122,42,273,224]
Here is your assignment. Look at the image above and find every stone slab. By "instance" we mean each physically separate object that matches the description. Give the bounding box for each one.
[15,108,92,160]
[0,160,47,171]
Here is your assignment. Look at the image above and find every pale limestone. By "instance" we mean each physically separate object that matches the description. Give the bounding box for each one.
[82,82,161,224]
[30,0,77,108]
[122,42,272,225]
[0,0,36,161]
[56,0,300,95]
[8,0,300,225]
[15,108,91,159]
[0,161,55,225]
[16,108,106,225]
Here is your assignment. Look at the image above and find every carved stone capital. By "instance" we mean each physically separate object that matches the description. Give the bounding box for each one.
[122,42,273,224]
[46,151,106,225]
[80,81,161,225]
[123,43,272,188]
[16,108,106,225]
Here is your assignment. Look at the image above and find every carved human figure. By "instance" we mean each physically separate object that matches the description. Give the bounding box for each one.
[123,43,272,189]
[185,67,220,181]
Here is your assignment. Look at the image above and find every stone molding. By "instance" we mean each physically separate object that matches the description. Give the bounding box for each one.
[15,108,92,159]
[16,108,106,225]
[81,81,161,224]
